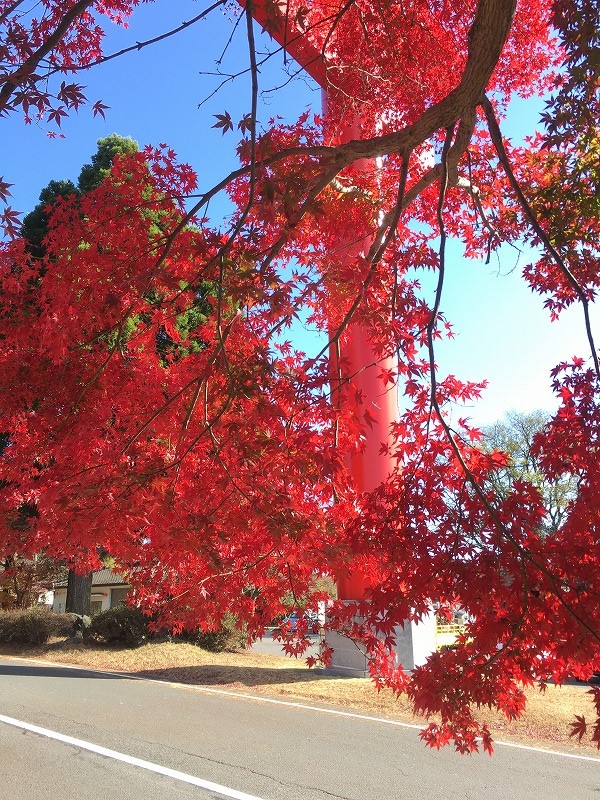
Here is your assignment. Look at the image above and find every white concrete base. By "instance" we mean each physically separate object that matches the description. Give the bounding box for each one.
[323,628,370,677]
[392,613,437,670]
[323,609,437,678]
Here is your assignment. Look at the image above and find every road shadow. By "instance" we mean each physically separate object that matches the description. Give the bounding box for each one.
[0,653,328,687]
[0,663,124,680]
[132,663,327,688]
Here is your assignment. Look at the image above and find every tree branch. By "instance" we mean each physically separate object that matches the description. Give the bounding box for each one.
[482,95,600,380]
[0,0,95,111]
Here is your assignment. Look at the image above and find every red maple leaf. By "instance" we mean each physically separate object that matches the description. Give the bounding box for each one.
[570,715,587,742]
[212,112,234,135]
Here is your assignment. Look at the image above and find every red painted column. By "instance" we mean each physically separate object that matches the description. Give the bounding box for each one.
[237,1,399,600]
[327,108,399,600]
[333,327,399,600]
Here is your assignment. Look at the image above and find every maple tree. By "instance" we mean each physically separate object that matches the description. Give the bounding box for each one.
[1,0,600,753]
[18,134,142,615]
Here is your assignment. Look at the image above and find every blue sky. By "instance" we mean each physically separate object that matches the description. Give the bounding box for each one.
[4,0,598,427]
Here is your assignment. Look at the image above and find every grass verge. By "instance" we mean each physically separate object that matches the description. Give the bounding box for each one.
[1,638,598,755]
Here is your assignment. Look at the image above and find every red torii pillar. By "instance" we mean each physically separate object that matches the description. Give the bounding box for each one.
[239,2,436,674]
[325,108,399,601]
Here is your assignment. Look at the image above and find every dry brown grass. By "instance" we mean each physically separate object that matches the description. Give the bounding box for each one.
[2,638,598,755]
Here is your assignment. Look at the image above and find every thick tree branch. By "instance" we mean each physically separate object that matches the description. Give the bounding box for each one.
[331,0,516,165]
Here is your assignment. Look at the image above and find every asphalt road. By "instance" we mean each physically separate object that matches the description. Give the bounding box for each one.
[1,656,599,800]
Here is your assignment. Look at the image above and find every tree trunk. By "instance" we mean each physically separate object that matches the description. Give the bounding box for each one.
[65,569,92,616]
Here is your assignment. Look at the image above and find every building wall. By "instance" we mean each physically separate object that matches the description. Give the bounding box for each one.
[52,588,66,613]
[52,585,130,614]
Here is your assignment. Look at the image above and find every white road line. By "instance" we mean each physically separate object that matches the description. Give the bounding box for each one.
[4,655,600,763]
[487,739,600,762]
[0,714,267,800]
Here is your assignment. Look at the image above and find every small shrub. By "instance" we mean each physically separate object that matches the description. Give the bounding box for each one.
[49,612,79,637]
[187,613,246,653]
[87,606,148,647]
[0,608,73,646]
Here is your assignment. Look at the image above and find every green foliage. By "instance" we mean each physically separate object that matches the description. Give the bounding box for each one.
[309,573,337,599]
[21,179,78,257]
[22,135,214,371]
[281,572,336,608]
[87,605,149,647]
[183,613,246,652]
[0,609,74,645]
[77,134,139,193]
[482,410,578,536]
[21,135,139,258]
[156,282,214,365]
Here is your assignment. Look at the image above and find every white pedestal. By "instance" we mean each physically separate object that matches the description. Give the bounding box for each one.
[323,611,437,678]
[324,628,370,677]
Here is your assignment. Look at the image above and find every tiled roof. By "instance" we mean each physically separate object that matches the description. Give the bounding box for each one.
[91,568,129,586]
[54,568,129,588]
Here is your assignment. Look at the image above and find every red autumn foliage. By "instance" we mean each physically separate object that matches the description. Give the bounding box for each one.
[1,0,599,754]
